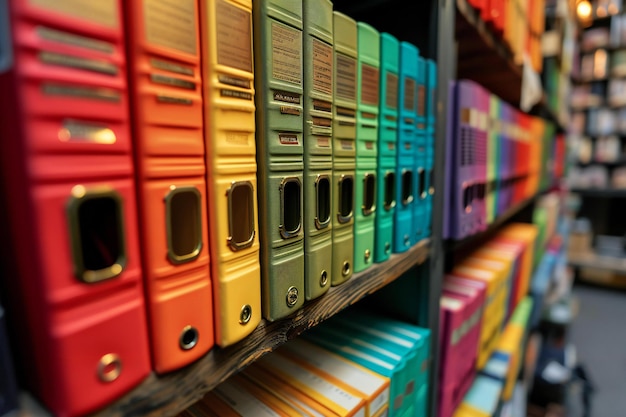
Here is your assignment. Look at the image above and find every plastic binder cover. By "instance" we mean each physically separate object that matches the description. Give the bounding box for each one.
[0,1,151,414]
[303,0,334,299]
[394,42,418,252]
[201,0,263,337]
[414,54,427,243]
[354,22,380,272]
[375,33,399,263]
[126,0,214,373]
[253,0,306,320]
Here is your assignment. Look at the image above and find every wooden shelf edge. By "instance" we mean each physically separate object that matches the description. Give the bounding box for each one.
[446,193,539,253]
[89,240,431,417]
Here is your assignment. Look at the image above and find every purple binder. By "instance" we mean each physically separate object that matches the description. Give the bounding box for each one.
[444,80,480,240]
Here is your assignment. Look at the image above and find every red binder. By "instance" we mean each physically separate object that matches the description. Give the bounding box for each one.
[0,1,150,415]
[125,0,214,373]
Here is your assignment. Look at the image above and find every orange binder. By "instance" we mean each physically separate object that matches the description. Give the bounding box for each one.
[125,0,214,373]
[200,0,262,346]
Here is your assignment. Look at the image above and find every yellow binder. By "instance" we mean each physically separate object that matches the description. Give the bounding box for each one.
[200,0,261,346]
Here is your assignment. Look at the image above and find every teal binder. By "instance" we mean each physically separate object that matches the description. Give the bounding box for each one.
[331,11,357,286]
[413,53,427,244]
[304,325,410,417]
[329,313,431,417]
[375,33,399,263]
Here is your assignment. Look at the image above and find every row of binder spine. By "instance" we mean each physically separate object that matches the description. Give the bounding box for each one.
[0,0,435,415]
[444,79,559,241]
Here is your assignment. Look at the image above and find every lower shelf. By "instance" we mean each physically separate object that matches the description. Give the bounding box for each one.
[90,239,431,417]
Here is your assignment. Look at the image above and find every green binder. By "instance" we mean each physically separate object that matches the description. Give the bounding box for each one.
[331,11,357,285]
[253,0,305,320]
[302,0,334,299]
[354,22,380,273]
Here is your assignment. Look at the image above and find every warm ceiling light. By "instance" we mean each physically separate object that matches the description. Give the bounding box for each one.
[577,0,592,19]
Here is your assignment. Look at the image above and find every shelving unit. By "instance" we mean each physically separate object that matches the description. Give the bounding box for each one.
[0,0,573,416]
[438,1,572,416]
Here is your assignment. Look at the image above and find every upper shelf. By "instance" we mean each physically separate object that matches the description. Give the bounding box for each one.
[455,0,563,129]
[86,240,430,417]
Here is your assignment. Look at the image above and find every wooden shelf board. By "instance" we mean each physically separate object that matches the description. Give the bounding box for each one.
[569,252,626,274]
[89,240,431,417]
[446,192,539,254]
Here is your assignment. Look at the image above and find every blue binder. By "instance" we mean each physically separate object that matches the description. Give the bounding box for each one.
[375,33,399,263]
[394,42,418,253]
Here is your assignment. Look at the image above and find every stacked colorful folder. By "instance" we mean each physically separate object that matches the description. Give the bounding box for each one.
[304,311,431,417]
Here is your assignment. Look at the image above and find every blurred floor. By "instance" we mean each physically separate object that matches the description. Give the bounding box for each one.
[570,283,626,417]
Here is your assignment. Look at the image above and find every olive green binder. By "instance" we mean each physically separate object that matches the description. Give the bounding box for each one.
[331,11,357,285]
[354,22,380,273]
[253,0,305,320]
[302,0,334,299]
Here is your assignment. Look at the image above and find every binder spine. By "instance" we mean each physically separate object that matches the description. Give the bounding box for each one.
[394,42,417,252]
[413,54,427,244]
[451,81,473,239]
[254,0,305,320]
[202,0,262,344]
[476,85,489,232]
[374,33,399,263]
[354,23,380,272]
[331,12,357,286]
[126,0,213,373]
[486,95,498,224]
[0,1,151,414]
[424,59,437,238]
[303,0,333,300]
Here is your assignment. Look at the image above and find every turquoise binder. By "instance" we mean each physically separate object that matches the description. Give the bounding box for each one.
[304,325,410,417]
[374,33,399,263]
[413,53,427,244]
[394,42,418,252]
